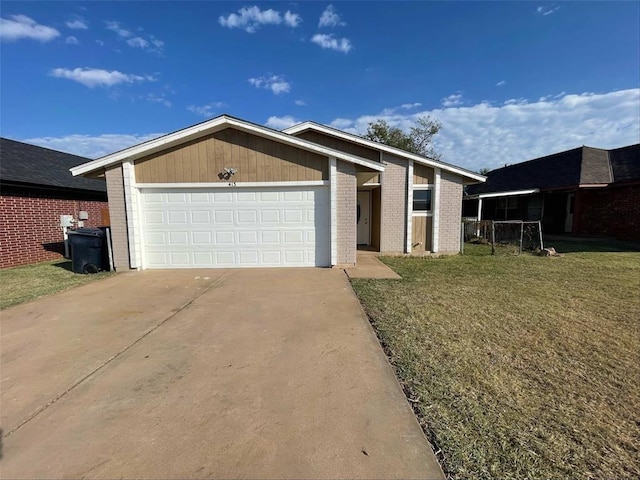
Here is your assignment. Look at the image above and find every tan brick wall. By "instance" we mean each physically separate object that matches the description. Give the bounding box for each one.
[336,160,356,265]
[380,153,408,253]
[105,165,131,270]
[438,171,463,253]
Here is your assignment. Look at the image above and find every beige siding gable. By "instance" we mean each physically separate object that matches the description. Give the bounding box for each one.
[134,128,328,183]
[295,130,380,162]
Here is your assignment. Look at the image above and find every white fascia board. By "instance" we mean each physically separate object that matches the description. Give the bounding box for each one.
[71,116,385,177]
[135,180,329,189]
[406,160,413,254]
[284,121,486,183]
[468,188,540,200]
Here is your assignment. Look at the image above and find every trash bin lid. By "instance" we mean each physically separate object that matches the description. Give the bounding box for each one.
[68,227,104,237]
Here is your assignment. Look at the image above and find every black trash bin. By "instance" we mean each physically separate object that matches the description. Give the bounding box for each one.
[68,228,104,274]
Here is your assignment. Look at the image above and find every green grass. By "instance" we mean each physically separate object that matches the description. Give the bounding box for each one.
[0,260,112,310]
[351,245,640,479]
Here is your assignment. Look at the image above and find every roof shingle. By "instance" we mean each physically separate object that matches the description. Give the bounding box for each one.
[0,138,106,193]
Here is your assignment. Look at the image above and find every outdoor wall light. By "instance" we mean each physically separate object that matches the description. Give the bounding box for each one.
[219,167,237,181]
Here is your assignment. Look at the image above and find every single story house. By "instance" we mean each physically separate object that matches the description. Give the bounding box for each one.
[463,144,640,241]
[0,138,109,268]
[71,115,484,270]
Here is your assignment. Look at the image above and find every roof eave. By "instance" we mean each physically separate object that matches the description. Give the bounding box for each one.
[71,116,385,177]
[283,121,486,183]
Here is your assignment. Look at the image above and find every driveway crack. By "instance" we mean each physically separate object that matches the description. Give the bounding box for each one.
[3,274,228,439]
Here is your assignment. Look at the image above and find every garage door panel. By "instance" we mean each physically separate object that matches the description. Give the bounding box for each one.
[214,231,235,244]
[237,210,257,224]
[192,231,212,245]
[167,193,187,203]
[141,186,330,268]
[191,211,211,224]
[168,232,189,245]
[168,211,188,224]
[214,211,234,224]
[189,192,210,203]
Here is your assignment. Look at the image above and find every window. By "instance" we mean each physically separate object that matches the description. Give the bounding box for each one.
[413,189,432,212]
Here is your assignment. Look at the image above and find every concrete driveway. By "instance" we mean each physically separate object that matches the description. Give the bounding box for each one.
[1,268,443,479]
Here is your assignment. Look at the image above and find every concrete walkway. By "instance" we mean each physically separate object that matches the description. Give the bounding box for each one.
[346,250,402,279]
[1,268,442,479]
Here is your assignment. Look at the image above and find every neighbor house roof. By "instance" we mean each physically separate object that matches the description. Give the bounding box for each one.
[0,138,107,193]
[466,144,640,197]
[71,115,385,177]
[609,143,640,183]
[283,121,486,183]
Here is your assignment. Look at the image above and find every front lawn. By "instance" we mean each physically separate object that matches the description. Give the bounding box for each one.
[0,260,112,310]
[351,244,640,479]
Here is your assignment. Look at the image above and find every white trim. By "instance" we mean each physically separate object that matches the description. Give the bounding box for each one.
[411,212,433,218]
[467,188,539,200]
[432,168,441,253]
[412,183,434,189]
[284,121,486,183]
[135,186,146,270]
[329,157,337,266]
[362,182,381,187]
[406,160,413,253]
[71,115,385,176]
[122,161,141,269]
[135,180,329,189]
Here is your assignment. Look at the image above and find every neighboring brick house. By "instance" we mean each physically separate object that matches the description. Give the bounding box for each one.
[0,138,108,268]
[464,144,640,241]
[70,115,484,271]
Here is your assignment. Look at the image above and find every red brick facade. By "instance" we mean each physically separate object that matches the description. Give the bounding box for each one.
[576,184,640,241]
[0,192,109,268]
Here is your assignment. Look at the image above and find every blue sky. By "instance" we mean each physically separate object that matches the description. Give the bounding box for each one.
[1,1,638,171]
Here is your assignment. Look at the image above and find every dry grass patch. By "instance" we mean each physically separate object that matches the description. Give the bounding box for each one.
[351,244,640,479]
[0,260,112,310]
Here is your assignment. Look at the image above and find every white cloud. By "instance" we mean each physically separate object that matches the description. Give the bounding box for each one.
[441,93,463,107]
[106,21,164,54]
[65,35,78,45]
[143,93,172,108]
[23,133,165,159]
[381,102,423,115]
[265,115,300,130]
[283,11,302,28]
[295,99,307,106]
[319,5,346,28]
[311,33,352,53]
[127,36,149,48]
[219,6,301,33]
[496,80,506,87]
[330,118,353,129]
[95,39,104,46]
[327,88,640,171]
[105,20,131,37]
[0,14,60,42]
[248,75,291,95]
[49,67,156,88]
[537,6,560,16]
[66,17,88,30]
[187,102,226,117]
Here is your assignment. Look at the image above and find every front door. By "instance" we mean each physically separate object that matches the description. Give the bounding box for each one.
[564,193,574,233]
[357,191,371,245]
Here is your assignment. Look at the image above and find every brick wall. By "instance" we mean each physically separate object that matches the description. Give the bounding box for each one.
[105,165,131,271]
[578,185,640,241]
[438,171,463,253]
[380,153,407,253]
[0,192,107,268]
[336,160,356,265]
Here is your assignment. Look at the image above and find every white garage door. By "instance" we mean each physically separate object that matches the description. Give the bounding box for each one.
[139,186,330,268]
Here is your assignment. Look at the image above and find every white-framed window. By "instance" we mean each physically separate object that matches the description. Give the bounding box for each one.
[412,185,433,216]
